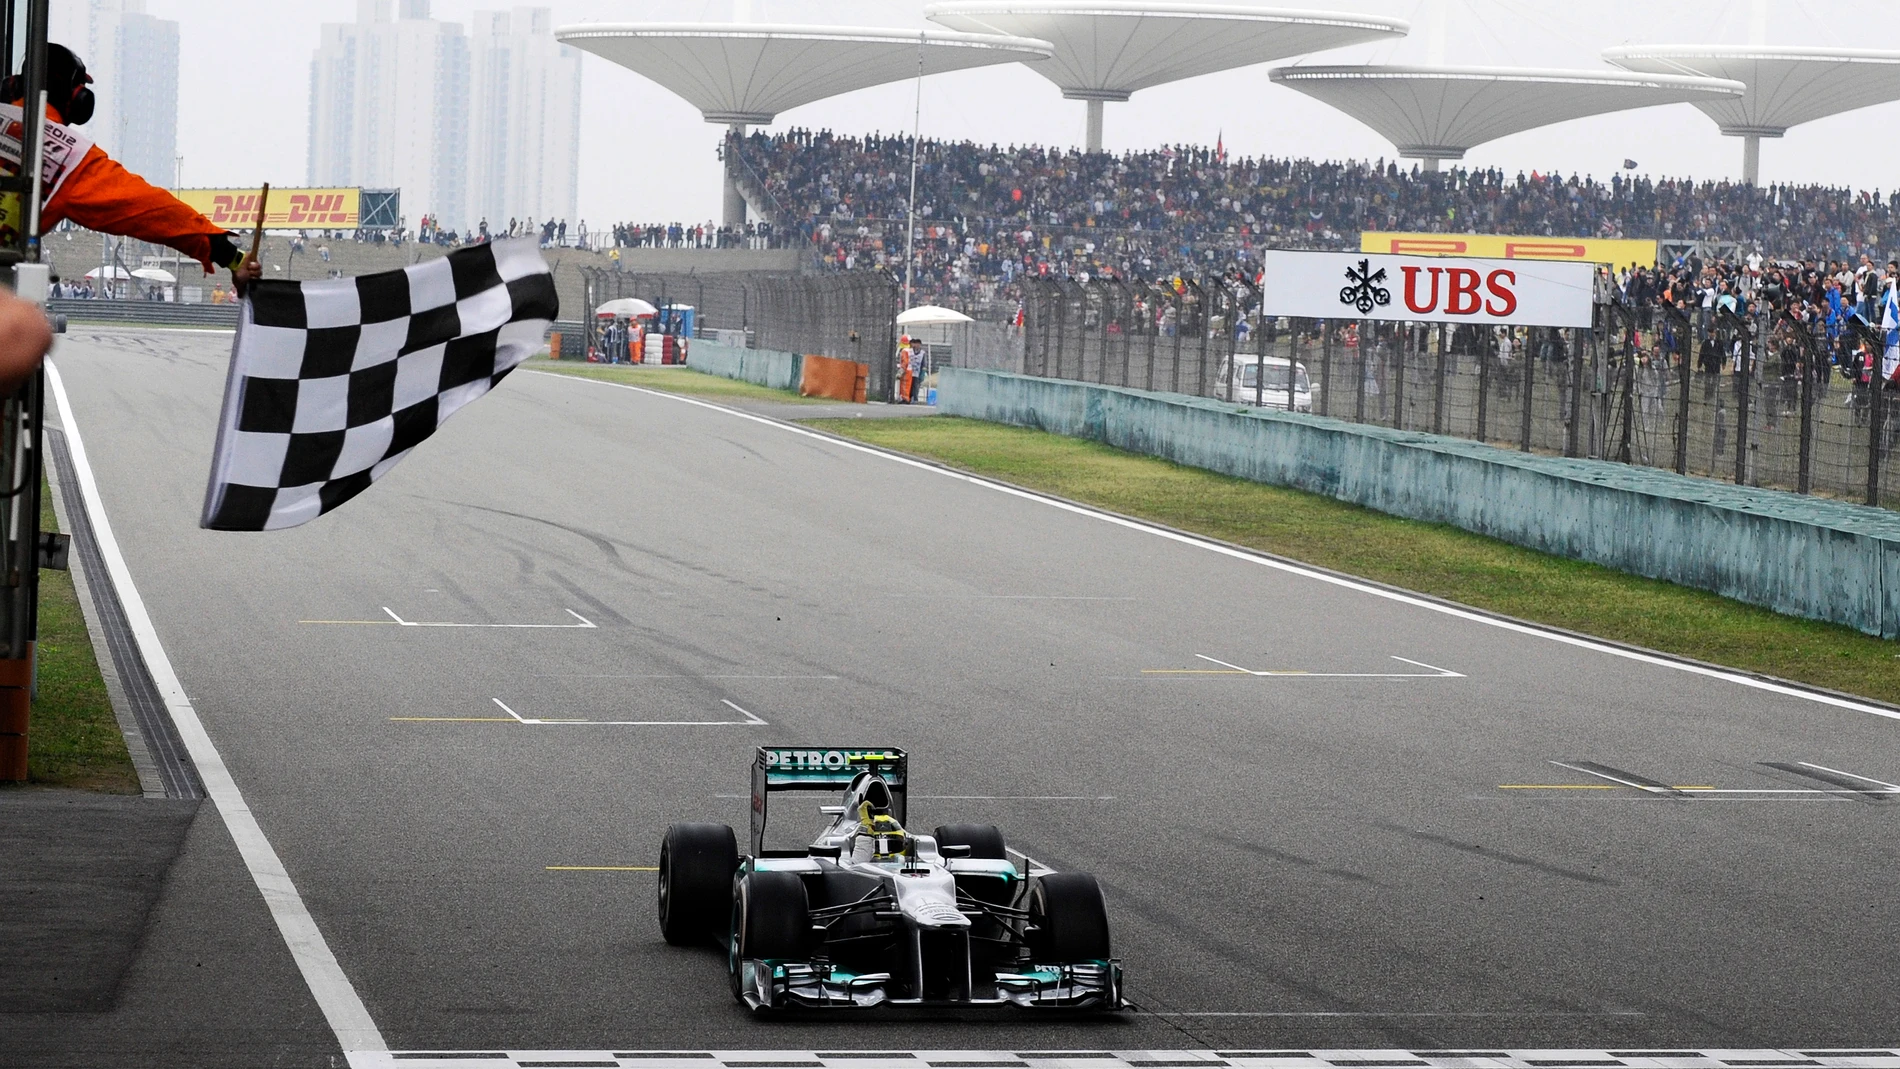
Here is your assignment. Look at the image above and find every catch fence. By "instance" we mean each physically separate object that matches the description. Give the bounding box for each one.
[1015,275,1900,509]
[580,268,903,401]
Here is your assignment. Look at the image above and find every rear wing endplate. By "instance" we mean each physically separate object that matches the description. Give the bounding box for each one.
[749,747,907,855]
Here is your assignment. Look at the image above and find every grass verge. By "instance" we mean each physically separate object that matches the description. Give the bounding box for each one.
[522,359,832,405]
[806,415,1900,705]
[10,472,136,792]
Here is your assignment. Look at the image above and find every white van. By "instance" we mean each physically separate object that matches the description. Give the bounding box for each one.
[1216,354,1315,412]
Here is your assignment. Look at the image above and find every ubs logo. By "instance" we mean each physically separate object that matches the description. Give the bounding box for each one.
[1338,259,1391,314]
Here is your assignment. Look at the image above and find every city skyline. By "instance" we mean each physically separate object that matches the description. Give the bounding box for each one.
[81,0,178,187]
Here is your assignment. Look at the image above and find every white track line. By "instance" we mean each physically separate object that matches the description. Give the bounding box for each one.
[488,696,768,726]
[382,606,596,628]
[533,372,1900,724]
[47,361,385,1053]
[1797,761,1900,790]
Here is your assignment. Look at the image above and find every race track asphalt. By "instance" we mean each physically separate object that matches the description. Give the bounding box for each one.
[41,327,1900,1062]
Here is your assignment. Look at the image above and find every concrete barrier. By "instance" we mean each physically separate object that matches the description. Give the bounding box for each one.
[687,341,802,392]
[939,368,1900,639]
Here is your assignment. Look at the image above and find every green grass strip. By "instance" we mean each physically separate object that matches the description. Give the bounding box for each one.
[524,359,832,404]
[11,473,136,793]
[807,415,1900,705]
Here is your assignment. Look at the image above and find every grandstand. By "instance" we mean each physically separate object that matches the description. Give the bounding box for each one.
[714,131,1900,313]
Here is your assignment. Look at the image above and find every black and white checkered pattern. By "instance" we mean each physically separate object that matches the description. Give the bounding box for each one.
[201,239,558,531]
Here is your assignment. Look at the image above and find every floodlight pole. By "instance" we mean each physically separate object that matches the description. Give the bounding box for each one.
[903,32,923,311]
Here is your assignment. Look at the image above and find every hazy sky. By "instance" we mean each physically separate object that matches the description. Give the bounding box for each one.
[46,1,1900,228]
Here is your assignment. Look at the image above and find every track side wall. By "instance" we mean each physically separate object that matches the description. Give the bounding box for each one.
[939,368,1900,639]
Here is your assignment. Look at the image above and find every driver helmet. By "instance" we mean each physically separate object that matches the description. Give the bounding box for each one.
[856,799,908,859]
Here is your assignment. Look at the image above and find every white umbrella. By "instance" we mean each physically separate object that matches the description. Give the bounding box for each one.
[895,304,974,326]
[85,266,132,280]
[596,297,657,317]
[131,267,177,284]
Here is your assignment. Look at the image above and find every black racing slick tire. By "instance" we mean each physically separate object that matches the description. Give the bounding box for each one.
[657,823,737,946]
[1030,872,1112,962]
[934,823,1007,859]
[729,871,813,1001]
[735,871,812,960]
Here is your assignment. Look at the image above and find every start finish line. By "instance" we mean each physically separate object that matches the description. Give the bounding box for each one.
[1260,249,1596,328]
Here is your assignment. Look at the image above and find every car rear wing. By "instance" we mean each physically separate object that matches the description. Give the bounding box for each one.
[750,747,907,855]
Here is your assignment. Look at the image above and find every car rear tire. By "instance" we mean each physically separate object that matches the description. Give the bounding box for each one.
[934,823,1007,859]
[657,823,736,946]
[1030,872,1112,961]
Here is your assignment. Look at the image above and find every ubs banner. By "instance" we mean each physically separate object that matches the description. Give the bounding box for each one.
[1261,250,1595,329]
[173,187,361,229]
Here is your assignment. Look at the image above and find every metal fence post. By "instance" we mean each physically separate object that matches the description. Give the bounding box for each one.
[1869,378,1886,507]
[1195,279,1212,398]
[1518,328,1535,451]
[1675,316,1692,474]
[1390,324,1407,430]
[1355,320,1368,422]
[1619,319,1636,464]
[1798,331,1814,495]
[1476,327,1490,442]
[1320,321,1334,417]
[1170,289,1184,394]
[1285,316,1298,413]
[1734,322,1752,485]
[1144,285,1158,390]
[1434,323,1448,434]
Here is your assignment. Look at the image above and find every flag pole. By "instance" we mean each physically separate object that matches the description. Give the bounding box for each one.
[248,182,270,266]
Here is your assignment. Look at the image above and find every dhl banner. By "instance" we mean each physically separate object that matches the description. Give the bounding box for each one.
[173,187,360,230]
[1361,232,1657,268]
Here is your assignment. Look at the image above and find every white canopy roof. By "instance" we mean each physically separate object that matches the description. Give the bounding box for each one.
[1267,65,1745,161]
[1602,46,1900,137]
[597,298,659,318]
[925,2,1406,101]
[131,267,177,284]
[555,23,1054,124]
[896,304,976,326]
[85,266,132,280]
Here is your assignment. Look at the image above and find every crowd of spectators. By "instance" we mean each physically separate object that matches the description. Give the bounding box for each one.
[710,128,1900,315]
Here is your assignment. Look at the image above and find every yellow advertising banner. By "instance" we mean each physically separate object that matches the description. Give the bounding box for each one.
[173,187,361,230]
[1360,232,1657,268]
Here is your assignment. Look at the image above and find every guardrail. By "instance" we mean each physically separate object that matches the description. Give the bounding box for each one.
[51,300,239,328]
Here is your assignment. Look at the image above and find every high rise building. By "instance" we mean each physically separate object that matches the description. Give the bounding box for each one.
[466,8,582,234]
[85,0,179,185]
[308,0,469,229]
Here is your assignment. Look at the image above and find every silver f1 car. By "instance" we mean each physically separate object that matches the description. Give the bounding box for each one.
[656,747,1124,1012]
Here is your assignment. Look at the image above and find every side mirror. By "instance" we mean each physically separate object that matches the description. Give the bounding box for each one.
[818,805,846,816]
[939,844,971,859]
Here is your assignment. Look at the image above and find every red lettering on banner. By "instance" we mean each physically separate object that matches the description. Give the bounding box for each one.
[1504,242,1586,260]
[1444,268,1482,315]
[1389,239,1466,255]
[287,194,312,223]
[1484,269,1518,316]
[1401,265,1442,313]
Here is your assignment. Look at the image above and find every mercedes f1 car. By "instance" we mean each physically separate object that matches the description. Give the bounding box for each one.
[657,747,1124,1012]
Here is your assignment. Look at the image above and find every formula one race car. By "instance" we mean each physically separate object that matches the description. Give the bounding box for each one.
[657,747,1124,1012]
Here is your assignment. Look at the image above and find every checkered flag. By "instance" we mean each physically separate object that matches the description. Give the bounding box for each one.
[201,239,558,531]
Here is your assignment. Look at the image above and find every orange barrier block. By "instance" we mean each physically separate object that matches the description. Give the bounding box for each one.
[547,331,562,360]
[799,354,868,403]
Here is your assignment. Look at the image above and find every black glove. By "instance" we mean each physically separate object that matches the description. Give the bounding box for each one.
[207,232,247,272]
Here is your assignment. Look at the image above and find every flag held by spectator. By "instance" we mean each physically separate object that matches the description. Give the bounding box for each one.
[201,239,558,531]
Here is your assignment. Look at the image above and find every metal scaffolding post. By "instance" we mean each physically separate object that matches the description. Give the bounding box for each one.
[0,0,53,782]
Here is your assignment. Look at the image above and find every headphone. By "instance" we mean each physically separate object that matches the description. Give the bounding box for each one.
[3,44,95,125]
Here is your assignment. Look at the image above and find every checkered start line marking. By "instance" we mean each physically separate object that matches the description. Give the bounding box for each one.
[346,1050,1900,1069]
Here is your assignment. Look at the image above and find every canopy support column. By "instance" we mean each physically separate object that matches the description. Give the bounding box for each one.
[1742,133,1760,186]
[1085,99,1103,153]
[723,122,749,230]
[1420,157,1439,173]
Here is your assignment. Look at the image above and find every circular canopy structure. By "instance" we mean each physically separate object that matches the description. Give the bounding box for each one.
[597,298,659,318]
[554,23,1053,126]
[1603,46,1900,183]
[896,304,976,326]
[926,2,1408,150]
[1268,65,1745,170]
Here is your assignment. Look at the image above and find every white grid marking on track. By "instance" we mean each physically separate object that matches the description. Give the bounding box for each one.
[346,1050,1900,1069]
